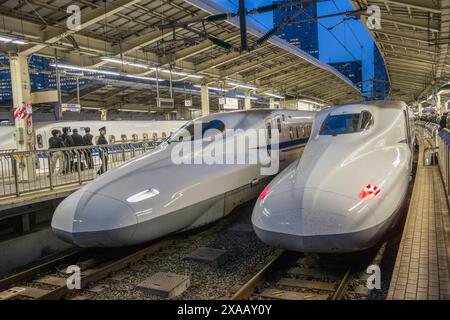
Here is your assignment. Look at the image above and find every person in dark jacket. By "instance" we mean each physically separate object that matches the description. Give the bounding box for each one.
[71,129,84,146]
[97,126,108,175]
[82,127,93,146]
[82,127,94,169]
[440,113,448,130]
[71,129,85,171]
[48,129,64,175]
[61,127,74,173]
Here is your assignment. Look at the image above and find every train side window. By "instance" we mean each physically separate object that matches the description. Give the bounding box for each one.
[301,127,306,137]
[276,118,282,132]
[152,132,158,140]
[289,127,294,139]
[109,135,115,144]
[307,125,312,136]
[162,132,167,139]
[267,123,272,141]
[132,133,138,142]
[121,134,127,142]
[403,110,411,144]
[360,111,374,131]
[36,134,43,148]
[143,133,149,141]
[295,127,300,138]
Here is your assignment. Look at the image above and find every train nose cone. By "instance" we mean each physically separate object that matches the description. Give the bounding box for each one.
[52,190,138,247]
[252,188,377,253]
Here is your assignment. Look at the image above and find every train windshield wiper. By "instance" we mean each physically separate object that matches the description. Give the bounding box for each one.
[325,124,338,136]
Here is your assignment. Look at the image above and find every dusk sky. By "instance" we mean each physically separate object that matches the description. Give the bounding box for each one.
[213,0,377,93]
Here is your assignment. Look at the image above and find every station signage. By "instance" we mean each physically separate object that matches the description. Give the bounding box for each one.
[222,97,239,110]
[185,100,192,107]
[61,103,81,112]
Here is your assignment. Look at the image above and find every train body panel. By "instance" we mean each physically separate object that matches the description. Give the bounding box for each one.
[252,101,415,253]
[51,109,316,247]
[0,120,186,151]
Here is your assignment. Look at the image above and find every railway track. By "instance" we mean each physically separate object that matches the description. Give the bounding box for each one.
[231,242,388,300]
[0,240,173,300]
[0,201,251,300]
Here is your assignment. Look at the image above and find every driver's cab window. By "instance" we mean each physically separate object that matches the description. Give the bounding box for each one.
[360,111,374,131]
[169,120,225,142]
[36,134,43,148]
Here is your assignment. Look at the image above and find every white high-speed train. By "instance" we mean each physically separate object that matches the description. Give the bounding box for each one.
[252,101,415,253]
[51,109,315,247]
[0,120,186,151]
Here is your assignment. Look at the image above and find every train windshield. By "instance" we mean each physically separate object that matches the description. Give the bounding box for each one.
[168,120,225,142]
[320,111,373,136]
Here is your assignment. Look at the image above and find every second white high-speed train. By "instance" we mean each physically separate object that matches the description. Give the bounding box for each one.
[252,101,415,253]
[52,109,315,247]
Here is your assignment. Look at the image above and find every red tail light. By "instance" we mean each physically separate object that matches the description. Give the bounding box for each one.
[259,186,270,200]
[358,184,380,201]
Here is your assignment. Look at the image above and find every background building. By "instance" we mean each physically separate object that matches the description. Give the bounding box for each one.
[372,46,390,99]
[329,60,363,91]
[273,0,319,58]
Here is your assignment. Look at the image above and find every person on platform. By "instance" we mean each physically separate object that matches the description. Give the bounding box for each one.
[71,129,84,147]
[61,127,74,174]
[48,129,64,176]
[97,126,109,175]
[82,127,94,169]
[439,113,448,130]
[71,129,85,171]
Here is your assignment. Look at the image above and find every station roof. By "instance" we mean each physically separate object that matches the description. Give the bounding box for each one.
[351,0,450,103]
[0,0,363,111]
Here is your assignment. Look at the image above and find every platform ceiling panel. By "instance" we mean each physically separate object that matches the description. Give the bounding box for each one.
[0,0,363,109]
[351,0,450,102]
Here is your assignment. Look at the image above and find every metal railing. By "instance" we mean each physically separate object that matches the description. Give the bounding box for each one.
[419,121,450,197]
[437,128,450,196]
[0,140,158,199]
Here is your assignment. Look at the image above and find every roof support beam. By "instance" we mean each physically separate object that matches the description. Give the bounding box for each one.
[382,0,440,13]
[378,40,436,54]
[221,52,290,77]
[373,29,433,44]
[245,61,304,81]
[378,14,439,32]
[20,0,142,56]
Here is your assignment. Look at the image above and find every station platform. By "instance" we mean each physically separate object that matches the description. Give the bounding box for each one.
[387,131,450,300]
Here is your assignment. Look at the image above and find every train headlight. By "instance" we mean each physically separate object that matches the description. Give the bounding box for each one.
[259,186,271,200]
[358,184,380,201]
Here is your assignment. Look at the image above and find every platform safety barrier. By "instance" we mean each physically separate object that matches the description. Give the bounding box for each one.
[0,140,159,199]
[420,121,450,197]
[438,128,450,196]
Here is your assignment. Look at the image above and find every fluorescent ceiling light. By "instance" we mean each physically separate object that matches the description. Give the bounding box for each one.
[119,108,148,113]
[300,99,324,106]
[125,74,161,82]
[50,63,120,76]
[0,36,12,42]
[102,57,202,78]
[227,81,257,90]
[265,93,284,99]
[82,107,101,110]
[194,85,228,92]
[236,94,258,101]
[0,34,26,44]
[102,57,149,69]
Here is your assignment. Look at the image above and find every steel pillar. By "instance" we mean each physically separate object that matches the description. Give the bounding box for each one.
[201,84,210,116]
[9,54,36,181]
